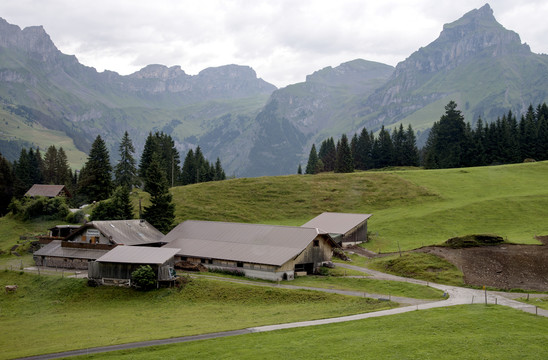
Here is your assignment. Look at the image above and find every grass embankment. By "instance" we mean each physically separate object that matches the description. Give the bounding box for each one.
[0,271,394,359]
[72,305,548,360]
[365,253,465,286]
[170,161,548,252]
[516,297,548,310]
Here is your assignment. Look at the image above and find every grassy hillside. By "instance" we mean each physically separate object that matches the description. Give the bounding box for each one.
[171,161,548,252]
[71,305,548,360]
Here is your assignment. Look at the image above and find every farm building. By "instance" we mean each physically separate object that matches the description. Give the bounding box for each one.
[24,184,71,198]
[88,246,180,286]
[162,220,338,281]
[33,220,165,269]
[301,212,372,247]
[37,225,81,245]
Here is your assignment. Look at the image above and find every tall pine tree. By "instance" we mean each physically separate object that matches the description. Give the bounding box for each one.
[115,131,138,189]
[77,135,113,202]
[142,155,175,233]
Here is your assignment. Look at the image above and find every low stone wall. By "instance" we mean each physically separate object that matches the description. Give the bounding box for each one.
[33,256,90,270]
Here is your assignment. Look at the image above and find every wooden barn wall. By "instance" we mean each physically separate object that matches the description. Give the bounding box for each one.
[280,235,333,272]
[343,223,367,244]
[33,255,90,270]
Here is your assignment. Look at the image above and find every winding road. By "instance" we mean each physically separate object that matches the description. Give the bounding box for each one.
[17,263,548,360]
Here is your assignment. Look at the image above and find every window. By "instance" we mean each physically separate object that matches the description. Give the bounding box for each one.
[313,239,319,247]
[237,262,243,268]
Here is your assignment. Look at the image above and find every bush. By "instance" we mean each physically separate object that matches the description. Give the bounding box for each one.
[131,265,157,291]
[8,196,71,221]
[66,210,86,224]
[444,234,504,248]
[207,267,245,277]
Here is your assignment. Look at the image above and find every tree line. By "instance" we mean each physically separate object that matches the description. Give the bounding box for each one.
[0,131,226,232]
[303,123,420,174]
[304,101,548,174]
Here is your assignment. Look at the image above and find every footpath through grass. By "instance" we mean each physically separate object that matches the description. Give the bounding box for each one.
[71,305,548,360]
[0,271,394,359]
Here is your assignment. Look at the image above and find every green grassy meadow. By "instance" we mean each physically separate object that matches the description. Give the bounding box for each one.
[170,161,548,252]
[0,271,394,359]
[72,305,548,360]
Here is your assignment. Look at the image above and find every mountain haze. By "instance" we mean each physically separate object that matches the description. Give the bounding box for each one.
[2,3,548,176]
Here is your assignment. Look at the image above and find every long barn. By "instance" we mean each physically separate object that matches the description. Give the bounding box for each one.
[162,220,338,281]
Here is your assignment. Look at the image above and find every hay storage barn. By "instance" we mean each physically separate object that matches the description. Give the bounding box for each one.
[162,220,338,281]
[88,246,180,286]
[25,184,71,198]
[301,212,372,247]
[33,220,165,269]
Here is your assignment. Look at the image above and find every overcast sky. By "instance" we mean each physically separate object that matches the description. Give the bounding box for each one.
[1,0,547,88]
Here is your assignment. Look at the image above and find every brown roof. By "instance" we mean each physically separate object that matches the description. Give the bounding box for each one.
[34,240,109,260]
[301,212,372,235]
[67,220,165,246]
[162,220,332,266]
[25,184,70,198]
[95,246,180,265]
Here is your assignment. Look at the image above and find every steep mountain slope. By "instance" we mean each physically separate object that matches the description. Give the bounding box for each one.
[246,4,548,175]
[361,3,548,133]
[239,60,394,176]
[0,17,276,172]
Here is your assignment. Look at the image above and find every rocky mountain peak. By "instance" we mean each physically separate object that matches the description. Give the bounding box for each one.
[0,18,60,61]
[128,64,188,80]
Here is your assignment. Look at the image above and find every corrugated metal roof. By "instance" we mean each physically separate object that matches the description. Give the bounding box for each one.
[95,246,180,264]
[69,220,165,246]
[301,212,372,235]
[33,240,109,260]
[163,220,327,266]
[25,184,68,198]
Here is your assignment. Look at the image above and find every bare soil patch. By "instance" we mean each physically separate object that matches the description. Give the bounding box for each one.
[416,243,548,291]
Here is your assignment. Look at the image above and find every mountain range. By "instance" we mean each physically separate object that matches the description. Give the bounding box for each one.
[1,3,548,177]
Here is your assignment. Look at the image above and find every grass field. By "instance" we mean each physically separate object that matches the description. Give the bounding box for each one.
[71,305,548,360]
[169,161,548,252]
[0,271,395,359]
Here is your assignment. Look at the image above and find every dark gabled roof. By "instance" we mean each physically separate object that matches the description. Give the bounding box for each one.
[95,246,180,265]
[33,240,109,260]
[301,212,372,235]
[162,220,333,266]
[25,184,71,198]
[66,220,165,246]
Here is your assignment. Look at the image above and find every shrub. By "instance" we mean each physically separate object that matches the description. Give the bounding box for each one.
[208,267,245,277]
[131,265,157,291]
[9,196,70,221]
[444,234,504,248]
[66,210,86,224]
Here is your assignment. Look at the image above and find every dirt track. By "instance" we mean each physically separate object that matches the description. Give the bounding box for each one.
[416,244,548,291]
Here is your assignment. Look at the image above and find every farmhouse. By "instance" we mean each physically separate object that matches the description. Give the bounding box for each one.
[162,220,338,281]
[24,184,71,198]
[301,212,372,247]
[33,220,165,269]
[88,246,180,287]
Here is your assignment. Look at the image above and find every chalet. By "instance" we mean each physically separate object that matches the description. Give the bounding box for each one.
[25,184,71,198]
[33,220,165,269]
[88,246,180,287]
[162,220,338,281]
[301,212,372,247]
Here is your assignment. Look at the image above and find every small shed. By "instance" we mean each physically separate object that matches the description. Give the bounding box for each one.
[88,246,180,286]
[301,212,372,247]
[33,240,111,270]
[25,184,71,198]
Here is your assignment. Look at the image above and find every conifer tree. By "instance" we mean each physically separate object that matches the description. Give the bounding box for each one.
[297,164,302,174]
[403,125,420,166]
[115,131,138,189]
[305,144,319,174]
[77,135,113,202]
[334,134,354,173]
[142,155,175,233]
[0,153,14,215]
[181,149,196,185]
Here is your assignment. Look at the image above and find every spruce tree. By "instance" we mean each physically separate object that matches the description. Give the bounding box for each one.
[403,125,420,166]
[43,145,58,184]
[305,144,319,174]
[0,153,14,215]
[77,135,113,202]
[297,164,302,174]
[115,131,138,189]
[142,156,175,233]
[181,149,196,185]
[334,134,354,173]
